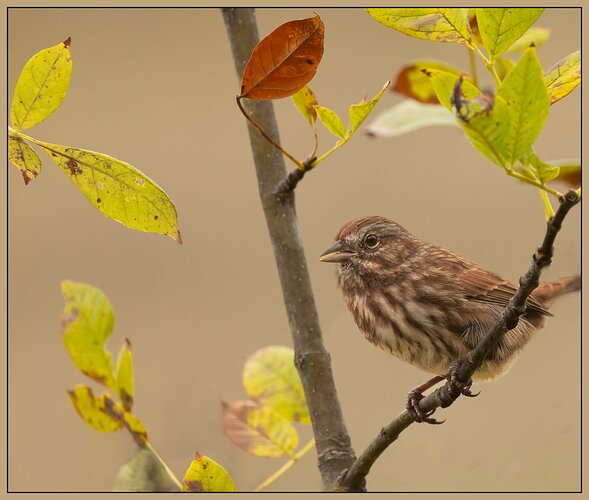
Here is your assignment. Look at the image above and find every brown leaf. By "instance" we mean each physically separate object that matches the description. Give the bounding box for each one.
[240,15,324,100]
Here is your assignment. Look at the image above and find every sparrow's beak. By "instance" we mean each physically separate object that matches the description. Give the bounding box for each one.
[319,240,355,263]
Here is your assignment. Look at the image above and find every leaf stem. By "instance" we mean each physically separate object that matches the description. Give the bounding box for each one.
[467,47,479,88]
[508,170,563,198]
[254,438,316,492]
[236,96,303,170]
[312,130,355,167]
[145,442,183,491]
[538,189,555,221]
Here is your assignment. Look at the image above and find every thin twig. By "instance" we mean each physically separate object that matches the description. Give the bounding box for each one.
[236,96,303,169]
[254,439,316,491]
[338,189,580,492]
[223,8,357,490]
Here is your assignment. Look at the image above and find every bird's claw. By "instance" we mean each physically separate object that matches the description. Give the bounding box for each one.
[406,388,444,425]
[446,361,480,399]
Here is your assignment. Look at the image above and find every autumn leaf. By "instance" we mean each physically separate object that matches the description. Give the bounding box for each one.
[393,60,461,104]
[366,8,473,48]
[183,452,236,492]
[34,140,181,242]
[242,345,309,424]
[116,339,134,411]
[545,51,580,105]
[222,400,299,457]
[8,134,41,185]
[240,15,324,99]
[61,280,117,390]
[67,384,123,432]
[291,85,318,125]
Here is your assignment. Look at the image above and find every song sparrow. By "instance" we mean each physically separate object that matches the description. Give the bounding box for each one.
[321,216,580,421]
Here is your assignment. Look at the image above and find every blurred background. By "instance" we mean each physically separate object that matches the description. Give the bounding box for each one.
[7,8,581,492]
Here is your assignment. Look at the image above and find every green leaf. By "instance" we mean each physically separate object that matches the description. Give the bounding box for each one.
[527,152,560,184]
[8,134,41,185]
[496,47,549,166]
[182,452,236,492]
[506,26,550,53]
[10,38,72,131]
[392,60,461,104]
[459,95,511,167]
[67,384,123,432]
[36,141,181,242]
[243,345,309,424]
[315,105,346,139]
[366,8,473,47]
[114,449,176,492]
[222,400,299,458]
[428,70,480,110]
[365,100,458,138]
[545,50,580,105]
[291,86,318,125]
[347,81,389,136]
[476,8,544,60]
[61,280,117,390]
[116,339,134,411]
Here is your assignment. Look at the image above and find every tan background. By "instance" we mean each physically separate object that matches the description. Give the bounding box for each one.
[7,7,581,493]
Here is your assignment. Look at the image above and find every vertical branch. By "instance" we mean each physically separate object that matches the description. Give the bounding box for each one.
[222,8,357,489]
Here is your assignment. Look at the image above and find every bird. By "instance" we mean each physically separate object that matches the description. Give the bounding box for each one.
[320,216,580,422]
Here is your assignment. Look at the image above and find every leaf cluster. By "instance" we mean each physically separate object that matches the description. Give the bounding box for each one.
[61,281,235,492]
[365,8,581,218]
[223,346,314,491]
[8,39,181,242]
[236,14,389,176]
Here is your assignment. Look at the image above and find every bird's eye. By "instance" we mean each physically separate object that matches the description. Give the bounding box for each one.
[364,234,379,249]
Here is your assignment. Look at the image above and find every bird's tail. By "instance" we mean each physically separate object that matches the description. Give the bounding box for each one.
[533,275,581,307]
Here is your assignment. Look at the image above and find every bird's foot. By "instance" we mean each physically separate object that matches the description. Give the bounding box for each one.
[445,361,480,400]
[406,387,444,425]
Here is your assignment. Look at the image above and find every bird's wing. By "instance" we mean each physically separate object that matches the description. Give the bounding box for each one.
[459,265,551,316]
[426,244,551,316]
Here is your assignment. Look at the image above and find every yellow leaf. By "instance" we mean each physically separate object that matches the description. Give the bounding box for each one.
[243,346,309,424]
[67,384,123,432]
[35,141,181,242]
[8,134,41,185]
[10,38,72,131]
[223,401,298,457]
[366,8,473,47]
[183,452,236,492]
[315,105,346,139]
[347,81,389,136]
[545,50,580,105]
[116,339,134,411]
[291,85,318,125]
[61,281,117,390]
[123,412,148,446]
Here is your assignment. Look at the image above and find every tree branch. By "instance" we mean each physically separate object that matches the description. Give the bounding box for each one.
[222,8,357,490]
[338,189,580,492]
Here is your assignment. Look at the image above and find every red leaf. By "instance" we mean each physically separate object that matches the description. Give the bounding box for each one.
[240,14,324,100]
